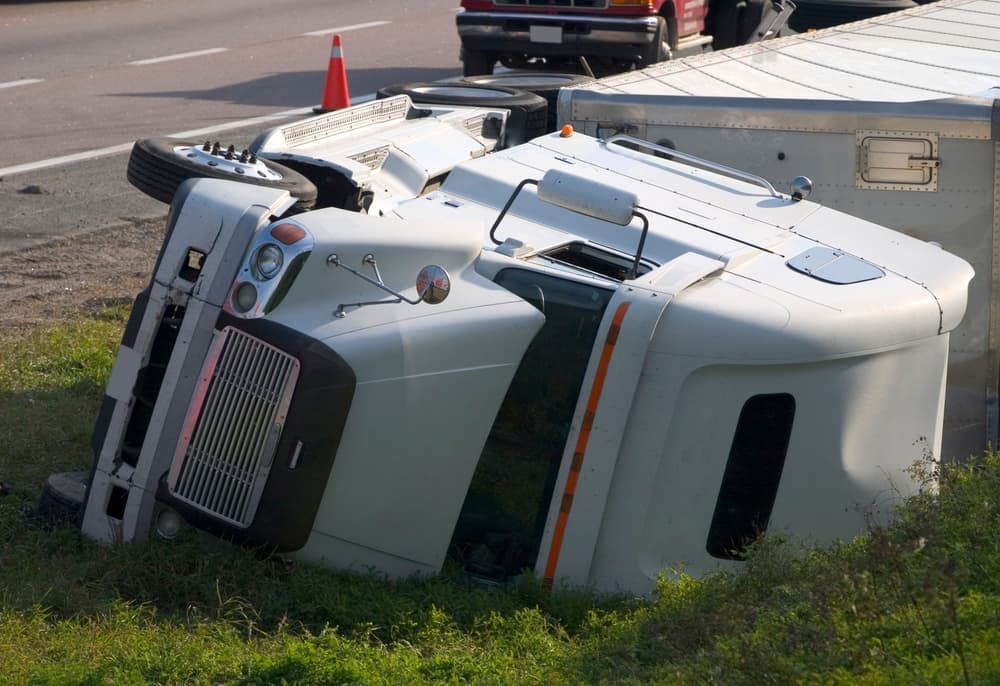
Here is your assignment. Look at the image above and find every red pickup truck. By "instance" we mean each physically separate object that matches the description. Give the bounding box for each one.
[456,0,770,76]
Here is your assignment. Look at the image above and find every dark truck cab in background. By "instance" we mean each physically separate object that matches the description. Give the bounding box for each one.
[455,0,788,76]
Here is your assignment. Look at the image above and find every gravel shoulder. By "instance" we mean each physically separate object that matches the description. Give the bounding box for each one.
[0,132,262,333]
[0,217,166,333]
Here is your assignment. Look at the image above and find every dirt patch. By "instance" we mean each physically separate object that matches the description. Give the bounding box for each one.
[0,217,167,333]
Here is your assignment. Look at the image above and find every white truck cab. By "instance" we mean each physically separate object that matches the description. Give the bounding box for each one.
[76,125,971,595]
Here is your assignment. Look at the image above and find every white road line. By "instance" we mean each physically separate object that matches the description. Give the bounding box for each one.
[0,93,377,179]
[0,142,135,178]
[0,78,44,89]
[300,21,390,37]
[129,47,229,66]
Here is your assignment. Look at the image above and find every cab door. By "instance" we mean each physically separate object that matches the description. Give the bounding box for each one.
[537,252,724,589]
[447,267,615,582]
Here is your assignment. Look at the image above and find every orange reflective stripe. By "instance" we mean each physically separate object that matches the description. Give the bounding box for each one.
[543,301,630,588]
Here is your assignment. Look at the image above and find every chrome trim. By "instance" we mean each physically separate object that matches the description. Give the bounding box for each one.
[274,96,412,148]
[494,0,609,7]
[605,134,783,198]
[225,222,314,319]
[348,145,391,171]
[167,327,300,527]
[458,11,659,28]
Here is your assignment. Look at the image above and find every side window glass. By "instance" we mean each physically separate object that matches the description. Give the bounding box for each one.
[447,269,613,582]
[707,393,796,560]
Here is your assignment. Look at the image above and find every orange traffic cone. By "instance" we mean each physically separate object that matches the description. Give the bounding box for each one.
[314,34,351,113]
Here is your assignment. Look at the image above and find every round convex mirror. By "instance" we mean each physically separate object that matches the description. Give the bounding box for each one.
[416,265,451,304]
[791,176,813,201]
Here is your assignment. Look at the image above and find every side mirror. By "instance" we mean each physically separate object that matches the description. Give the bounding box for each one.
[790,176,812,201]
[329,254,451,317]
[416,265,451,304]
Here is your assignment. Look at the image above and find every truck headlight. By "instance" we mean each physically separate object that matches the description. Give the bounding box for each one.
[232,282,258,313]
[226,221,313,319]
[252,243,284,280]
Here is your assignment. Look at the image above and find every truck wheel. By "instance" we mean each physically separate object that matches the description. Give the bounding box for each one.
[709,0,744,50]
[126,138,318,210]
[376,82,549,146]
[461,48,495,76]
[638,17,671,68]
[459,72,595,132]
[666,15,680,51]
[37,471,88,527]
[738,0,766,42]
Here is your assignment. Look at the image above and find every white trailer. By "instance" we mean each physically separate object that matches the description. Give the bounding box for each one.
[66,113,972,594]
[560,0,1000,461]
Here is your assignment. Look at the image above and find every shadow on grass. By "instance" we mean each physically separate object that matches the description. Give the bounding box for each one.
[0,310,635,645]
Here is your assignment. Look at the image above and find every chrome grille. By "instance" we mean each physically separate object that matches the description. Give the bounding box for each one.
[278,96,411,147]
[462,114,488,137]
[348,145,391,170]
[167,327,299,527]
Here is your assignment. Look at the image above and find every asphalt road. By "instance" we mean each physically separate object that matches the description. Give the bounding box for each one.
[0,0,466,253]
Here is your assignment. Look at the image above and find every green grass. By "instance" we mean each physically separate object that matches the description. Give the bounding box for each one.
[1,305,999,684]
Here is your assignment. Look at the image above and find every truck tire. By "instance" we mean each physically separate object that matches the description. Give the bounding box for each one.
[638,16,671,68]
[666,15,680,51]
[37,471,88,527]
[459,72,595,132]
[461,48,496,77]
[709,0,744,50]
[375,82,549,146]
[126,138,318,210]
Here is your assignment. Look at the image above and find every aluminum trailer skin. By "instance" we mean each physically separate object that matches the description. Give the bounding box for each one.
[560,0,1000,461]
[78,121,972,595]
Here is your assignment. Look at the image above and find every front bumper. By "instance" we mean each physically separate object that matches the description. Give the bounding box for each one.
[457,11,660,60]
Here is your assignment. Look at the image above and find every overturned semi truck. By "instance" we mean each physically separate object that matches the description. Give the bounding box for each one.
[53,102,972,595]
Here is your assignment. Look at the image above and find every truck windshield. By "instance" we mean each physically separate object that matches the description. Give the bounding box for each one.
[447,268,613,583]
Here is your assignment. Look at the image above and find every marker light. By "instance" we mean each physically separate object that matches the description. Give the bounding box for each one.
[560,124,574,137]
[270,223,307,245]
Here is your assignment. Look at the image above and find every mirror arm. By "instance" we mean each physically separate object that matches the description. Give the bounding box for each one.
[328,252,428,318]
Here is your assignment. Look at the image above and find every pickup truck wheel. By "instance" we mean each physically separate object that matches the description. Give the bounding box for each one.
[709,0,744,50]
[459,72,595,131]
[461,49,495,76]
[638,17,671,68]
[376,82,548,146]
[36,471,88,527]
[126,138,318,210]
